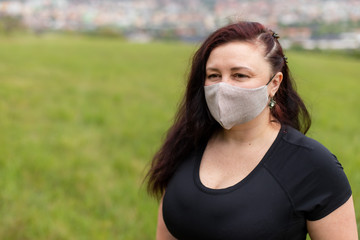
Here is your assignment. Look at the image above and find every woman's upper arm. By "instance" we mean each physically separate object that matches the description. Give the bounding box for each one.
[307,195,358,240]
[156,195,177,240]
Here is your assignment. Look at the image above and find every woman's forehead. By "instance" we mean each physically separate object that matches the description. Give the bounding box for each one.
[206,41,270,71]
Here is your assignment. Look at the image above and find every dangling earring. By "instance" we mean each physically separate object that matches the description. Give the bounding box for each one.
[269,97,276,108]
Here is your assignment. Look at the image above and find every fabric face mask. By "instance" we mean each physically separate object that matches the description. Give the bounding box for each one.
[204,79,272,130]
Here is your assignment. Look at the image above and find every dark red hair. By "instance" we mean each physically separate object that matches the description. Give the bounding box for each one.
[146,21,311,198]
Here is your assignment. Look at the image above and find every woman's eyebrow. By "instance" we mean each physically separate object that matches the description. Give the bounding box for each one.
[206,66,253,72]
[205,67,220,72]
[230,66,253,72]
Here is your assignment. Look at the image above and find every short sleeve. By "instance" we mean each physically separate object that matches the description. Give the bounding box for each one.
[292,145,352,221]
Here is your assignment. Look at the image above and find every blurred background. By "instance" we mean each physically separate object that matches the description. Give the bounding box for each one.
[0,0,359,239]
[1,0,360,48]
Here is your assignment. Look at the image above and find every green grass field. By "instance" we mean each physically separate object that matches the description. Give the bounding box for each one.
[0,34,359,239]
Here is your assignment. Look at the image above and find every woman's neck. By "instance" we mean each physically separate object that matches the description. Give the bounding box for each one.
[217,111,280,146]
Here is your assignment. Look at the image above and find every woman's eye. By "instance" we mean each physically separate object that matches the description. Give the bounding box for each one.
[233,73,248,79]
[207,74,221,80]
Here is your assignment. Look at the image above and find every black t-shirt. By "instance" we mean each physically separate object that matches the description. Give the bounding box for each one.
[163,125,352,240]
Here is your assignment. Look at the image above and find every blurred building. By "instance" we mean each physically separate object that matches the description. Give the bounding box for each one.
[0,0,360,49]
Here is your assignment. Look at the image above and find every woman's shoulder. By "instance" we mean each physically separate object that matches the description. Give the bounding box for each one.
[282,125,327,150]
[266,124,349,197]
[279,125,338,167]
[267,125,351,220]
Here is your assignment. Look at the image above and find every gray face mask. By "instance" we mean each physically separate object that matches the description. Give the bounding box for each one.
[204,77,273,130]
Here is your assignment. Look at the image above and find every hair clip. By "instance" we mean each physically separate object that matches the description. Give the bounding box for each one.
[283,56,288,63]
[272,32,280,39]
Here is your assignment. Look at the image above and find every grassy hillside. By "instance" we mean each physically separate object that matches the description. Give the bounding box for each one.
[0,35,359,239]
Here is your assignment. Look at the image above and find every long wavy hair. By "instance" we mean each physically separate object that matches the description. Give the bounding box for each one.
[146,21,311,198]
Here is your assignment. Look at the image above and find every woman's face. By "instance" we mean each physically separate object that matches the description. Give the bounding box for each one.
[205,41,273,89]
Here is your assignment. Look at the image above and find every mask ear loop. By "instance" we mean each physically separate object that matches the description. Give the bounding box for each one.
[266,73,277,86]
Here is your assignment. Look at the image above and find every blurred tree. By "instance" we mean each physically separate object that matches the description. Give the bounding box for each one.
[0,15,27,35]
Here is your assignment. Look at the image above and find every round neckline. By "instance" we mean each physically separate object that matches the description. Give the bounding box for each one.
[193,125,286,195]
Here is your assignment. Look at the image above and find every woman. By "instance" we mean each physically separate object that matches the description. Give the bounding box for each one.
[146,21,358,239]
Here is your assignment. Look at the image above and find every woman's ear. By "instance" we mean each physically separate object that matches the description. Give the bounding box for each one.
[270,72,283,97]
